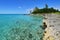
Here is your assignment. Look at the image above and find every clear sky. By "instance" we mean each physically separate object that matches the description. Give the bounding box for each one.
[0,0,60,14]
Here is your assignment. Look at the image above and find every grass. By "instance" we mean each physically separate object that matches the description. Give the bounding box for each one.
[51,12,60,14]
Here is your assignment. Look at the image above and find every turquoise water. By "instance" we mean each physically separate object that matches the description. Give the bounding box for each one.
[0,14,44,40]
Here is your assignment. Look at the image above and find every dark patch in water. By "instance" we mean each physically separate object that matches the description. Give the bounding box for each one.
[10,28,20,34]
[16,21,19,24]
[29,33,33,38]
[33,39,36,40]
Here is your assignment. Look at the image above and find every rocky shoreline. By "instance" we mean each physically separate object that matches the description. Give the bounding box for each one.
[43,14,60,40]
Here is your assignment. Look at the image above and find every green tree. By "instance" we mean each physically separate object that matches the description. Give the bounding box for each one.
[31,4,60,14]
[45,4,48,9]
[32,7,40,14]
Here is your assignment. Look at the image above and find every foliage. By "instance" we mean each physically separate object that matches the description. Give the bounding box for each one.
[31,4,60,14]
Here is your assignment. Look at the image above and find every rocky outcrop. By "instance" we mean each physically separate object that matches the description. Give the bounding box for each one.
[43,14,60,40]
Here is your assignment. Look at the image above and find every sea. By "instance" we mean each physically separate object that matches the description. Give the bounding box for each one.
[0,14,44,40]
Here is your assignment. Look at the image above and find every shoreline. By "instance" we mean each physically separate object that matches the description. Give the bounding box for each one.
[43,14,60,40]
[43,14,54,40]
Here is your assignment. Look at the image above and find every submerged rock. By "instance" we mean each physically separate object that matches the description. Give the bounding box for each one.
[29,33,33,38]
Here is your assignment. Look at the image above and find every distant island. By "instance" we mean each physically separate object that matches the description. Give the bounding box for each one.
[30,4,60,14]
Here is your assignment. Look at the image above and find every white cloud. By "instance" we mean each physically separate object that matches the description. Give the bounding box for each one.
[26,8,34,13]
[54,7,60,11]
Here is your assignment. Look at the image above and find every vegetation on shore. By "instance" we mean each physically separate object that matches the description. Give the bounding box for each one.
[31,4,60,14]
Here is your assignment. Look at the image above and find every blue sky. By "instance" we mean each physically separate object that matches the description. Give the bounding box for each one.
[0,0,60,14]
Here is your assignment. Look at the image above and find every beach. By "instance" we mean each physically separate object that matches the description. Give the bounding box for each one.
[43,14,60,40]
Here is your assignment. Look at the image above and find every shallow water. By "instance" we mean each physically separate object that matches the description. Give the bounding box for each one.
[0,14,44,40]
